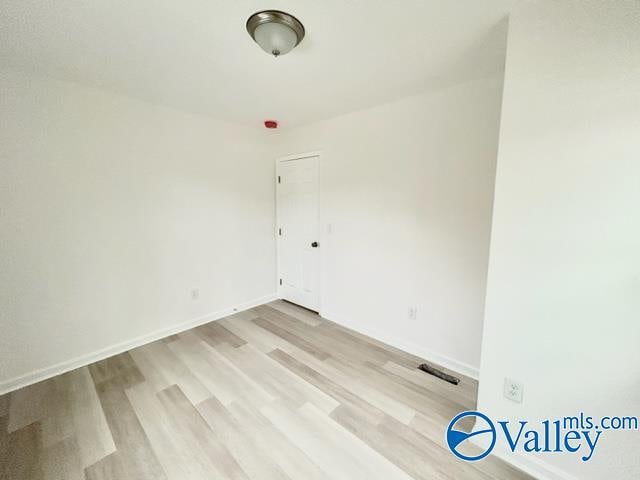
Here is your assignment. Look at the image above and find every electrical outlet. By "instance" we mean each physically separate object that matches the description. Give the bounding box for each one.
[191,289,199,300]
[408,306,417,320]
[503,378,524,403]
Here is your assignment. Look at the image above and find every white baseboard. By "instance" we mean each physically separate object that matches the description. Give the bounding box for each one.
[470,423,578,480]
[0,293,277,395]
[491,447,577,480]
[468,440,577,480]
[320,309,479,380]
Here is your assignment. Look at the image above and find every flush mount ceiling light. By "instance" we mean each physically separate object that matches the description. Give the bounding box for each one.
[246,10,305,57]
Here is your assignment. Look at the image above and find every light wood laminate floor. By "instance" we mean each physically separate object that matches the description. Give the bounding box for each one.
[1,300,533,480]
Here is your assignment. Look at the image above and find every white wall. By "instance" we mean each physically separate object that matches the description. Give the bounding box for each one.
[273,76,504,377]
[477,1,640,479]
[0,71,276,390]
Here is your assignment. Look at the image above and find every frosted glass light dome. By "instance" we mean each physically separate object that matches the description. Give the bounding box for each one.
[246,10,305,57]
[254,22,298,57]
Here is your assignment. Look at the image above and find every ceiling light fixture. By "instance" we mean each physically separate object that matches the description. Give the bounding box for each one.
[246,10,305,57]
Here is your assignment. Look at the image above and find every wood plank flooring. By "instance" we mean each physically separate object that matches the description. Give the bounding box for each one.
[0,300,534,480]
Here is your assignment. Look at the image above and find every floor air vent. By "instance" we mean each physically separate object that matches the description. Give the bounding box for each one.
[418,363,460,385]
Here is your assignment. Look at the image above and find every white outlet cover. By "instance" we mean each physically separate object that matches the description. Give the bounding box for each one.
[503,377,524,403]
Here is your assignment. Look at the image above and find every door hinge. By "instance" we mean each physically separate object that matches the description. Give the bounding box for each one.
[278,228,282,236]
[279,278,282,286]
[277,175,281,184]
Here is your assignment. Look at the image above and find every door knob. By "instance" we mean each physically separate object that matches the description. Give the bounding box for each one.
[311,241,319,248]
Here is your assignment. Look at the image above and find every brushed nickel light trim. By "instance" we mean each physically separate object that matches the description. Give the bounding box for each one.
[246,10,305,56]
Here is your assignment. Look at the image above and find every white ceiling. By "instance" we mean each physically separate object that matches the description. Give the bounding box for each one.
[0,1,516,128]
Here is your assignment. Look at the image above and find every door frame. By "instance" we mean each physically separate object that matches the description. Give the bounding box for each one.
[275,151,323,312]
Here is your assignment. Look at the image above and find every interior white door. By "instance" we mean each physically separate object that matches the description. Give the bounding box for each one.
[277,155,320,311]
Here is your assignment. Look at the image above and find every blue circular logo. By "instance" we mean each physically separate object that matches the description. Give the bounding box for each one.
[446,411,496,461]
